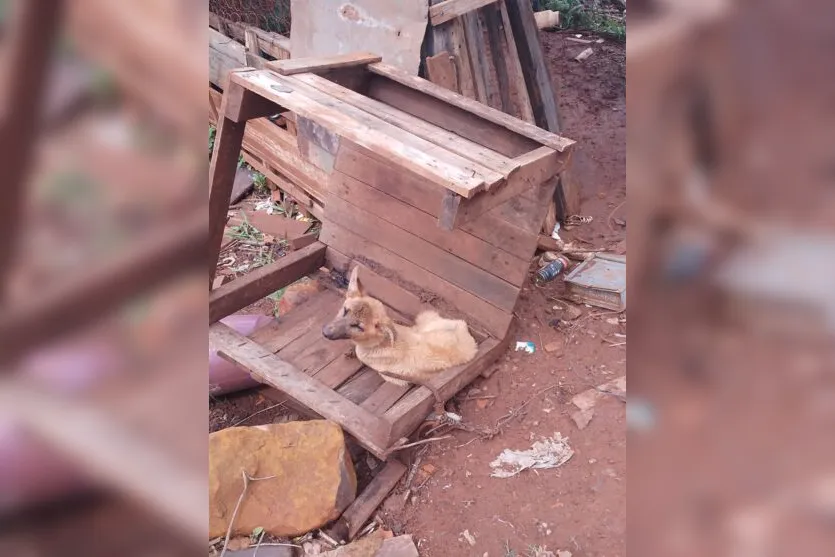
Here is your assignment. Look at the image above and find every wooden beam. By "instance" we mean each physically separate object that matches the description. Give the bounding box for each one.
[209,14,291,60]
[209,26,246,88]
[0,210,206,366]
[368,63,574,152]
[210,323,391,457]
[325,459,407,542]
[430,0,499,26]
[268,52,382,76]
[209,86,247,285]
[223,77,280,122]
[209,242,326,323]
[0,2,63,301]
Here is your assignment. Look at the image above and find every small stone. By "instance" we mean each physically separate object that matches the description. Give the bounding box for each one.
[209,420,356,538]
[422,463,437,475]
[544,341,561,353]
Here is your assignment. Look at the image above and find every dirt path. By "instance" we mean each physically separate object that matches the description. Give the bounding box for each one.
[378,33,626,557]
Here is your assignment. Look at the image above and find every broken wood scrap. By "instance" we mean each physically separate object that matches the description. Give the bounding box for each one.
[430,0,499,26]
[534,9,560,30]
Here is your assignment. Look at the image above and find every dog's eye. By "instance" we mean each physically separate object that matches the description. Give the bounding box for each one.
[342,307,348,317]
[351,323,364,332]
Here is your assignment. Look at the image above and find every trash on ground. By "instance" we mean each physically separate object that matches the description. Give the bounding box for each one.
[490,433,574,478]
[563,253,626,311]
[460,529,477,546]
[534,10,560,30]
[627,398,657,432]
[575,47,594,61]
[551,222,562,241]
[571,376,626,430]
[536,255,571,284]
[209,420,356,539]
[515,341,536,354]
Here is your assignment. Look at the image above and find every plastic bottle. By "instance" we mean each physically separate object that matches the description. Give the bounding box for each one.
[536,255,571,283]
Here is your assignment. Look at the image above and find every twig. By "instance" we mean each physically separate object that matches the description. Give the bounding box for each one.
[220,471,276,557]
[460,395,497,401]
[607,199,626,231]
[385,435,452,455]
[231,402,287,427]
[495,383,561,430]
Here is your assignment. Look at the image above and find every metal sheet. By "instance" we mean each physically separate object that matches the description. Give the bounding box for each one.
[290,0,429,75]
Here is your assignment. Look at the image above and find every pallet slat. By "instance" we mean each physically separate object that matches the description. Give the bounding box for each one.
[211,322,390,457]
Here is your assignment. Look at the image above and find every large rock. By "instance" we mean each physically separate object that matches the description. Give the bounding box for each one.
[209,420,356,538]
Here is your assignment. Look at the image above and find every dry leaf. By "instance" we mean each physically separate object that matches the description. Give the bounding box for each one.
[421,463,436,475]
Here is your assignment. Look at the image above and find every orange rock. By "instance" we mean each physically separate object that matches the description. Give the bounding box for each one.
[209,420,356,538]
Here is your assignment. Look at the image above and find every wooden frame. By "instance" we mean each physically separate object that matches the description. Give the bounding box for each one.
[208,58,569,458]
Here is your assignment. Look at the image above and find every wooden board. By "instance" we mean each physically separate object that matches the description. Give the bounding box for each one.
[209,15,291,60]
[250,289,343,353]
[211,323,391,457]
[368,63,574,152]
[231,70,493,197]
[429,0,498,25]
[319,222,512,339]
[424,51,459,92]
[269,52,382,75]
[209,27,246,88]
[290,0,429,75]
[324,193,519,312]
[209,242,326,323]
[331,171,529,286]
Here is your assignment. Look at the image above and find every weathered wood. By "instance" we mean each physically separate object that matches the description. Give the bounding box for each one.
[327,459,408,542]
[319,222,512,339]
[430,0,499,25]
[334,142,537,258]
[231,70,493,197]
[385,335,509,443]
[424,51,459,92]
[268,52,382,76]
[331,170,529,286]
[209,14,291,60]
[244,27,265,69]
[325,194,519,312]
[289,232,320,251]
[503,0,561,133]
[209,242,326,323]
[209,26,246,88]
[362,382,412,415]
[211,323,391,457]
[0,1,63,300]
[439,191,462,230]
[295,73,520,178]
[251,289,343,352]
[497,0,537,123]
[209,88,247,285]
[224,78,279,122]
[461,11,492,105]
[454,147,567,226]
[447,18,477,99]
[368,63,573,152]
[0,211,206,365]
[337,368,385,405]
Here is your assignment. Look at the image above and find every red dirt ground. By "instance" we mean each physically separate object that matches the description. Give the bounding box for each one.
[210,31,626,556]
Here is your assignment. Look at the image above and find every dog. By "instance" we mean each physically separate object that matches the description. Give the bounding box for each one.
[322,267,478,411]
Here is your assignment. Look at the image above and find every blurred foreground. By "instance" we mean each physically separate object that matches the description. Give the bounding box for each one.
[629,0,835,555]
[0,2,206,555]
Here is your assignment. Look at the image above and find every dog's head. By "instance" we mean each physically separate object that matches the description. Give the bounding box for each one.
[322,267,396,346]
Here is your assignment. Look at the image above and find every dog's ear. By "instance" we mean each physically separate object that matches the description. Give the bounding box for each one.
[379,321,397,345]
[347,266,365,298]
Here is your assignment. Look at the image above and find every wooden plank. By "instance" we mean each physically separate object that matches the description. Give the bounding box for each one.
[211,323,390,456]
[447,18,477,100]
[209,15,291,60]
[461,11,491,104]
[268,52,382,76]
[454,147,567,226]
[430,0,498,25]
[209,89,247,285]
[337,368,385,405]
[291,335,352,375]
[368,63,574,152]
[231,70,491,197]
[209,26,246,88]
[250,289,342,352]
[325,193,519,311]
[327,460,408,541]
[289,232,320,251]
[334,142,536,258]
[244,27,265,69]
[282,73,505,195]
[496,0,536,123]
[349,263,429,320]
[224,78,279,122]
[362,382,412,415]
[209,242,326,323]
[296,73,520,178]
[0,211,206,365]
[384,335,510,443]
[331,170,529,286]
[319,222,512,339]
[0,2,63,300]
[367,75,536,158]
[503,0,561,133]
[424,51,459,93]
[313,356,367,391]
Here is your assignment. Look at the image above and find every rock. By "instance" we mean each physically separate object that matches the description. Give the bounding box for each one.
[209,420,357,538]
[544,341,561,353]
[321,531,418,557]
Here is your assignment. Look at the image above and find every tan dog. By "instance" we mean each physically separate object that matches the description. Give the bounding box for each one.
[322,267,478,409]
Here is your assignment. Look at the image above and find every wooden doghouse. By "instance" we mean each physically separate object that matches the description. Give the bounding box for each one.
[209,53,574,459]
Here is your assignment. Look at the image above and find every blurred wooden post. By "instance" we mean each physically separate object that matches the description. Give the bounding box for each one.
[0,1,64,302]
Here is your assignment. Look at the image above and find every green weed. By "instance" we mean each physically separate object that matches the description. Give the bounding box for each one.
[540,0,625,41]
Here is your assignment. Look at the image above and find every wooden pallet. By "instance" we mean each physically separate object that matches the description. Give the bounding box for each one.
[209,54,573,457]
